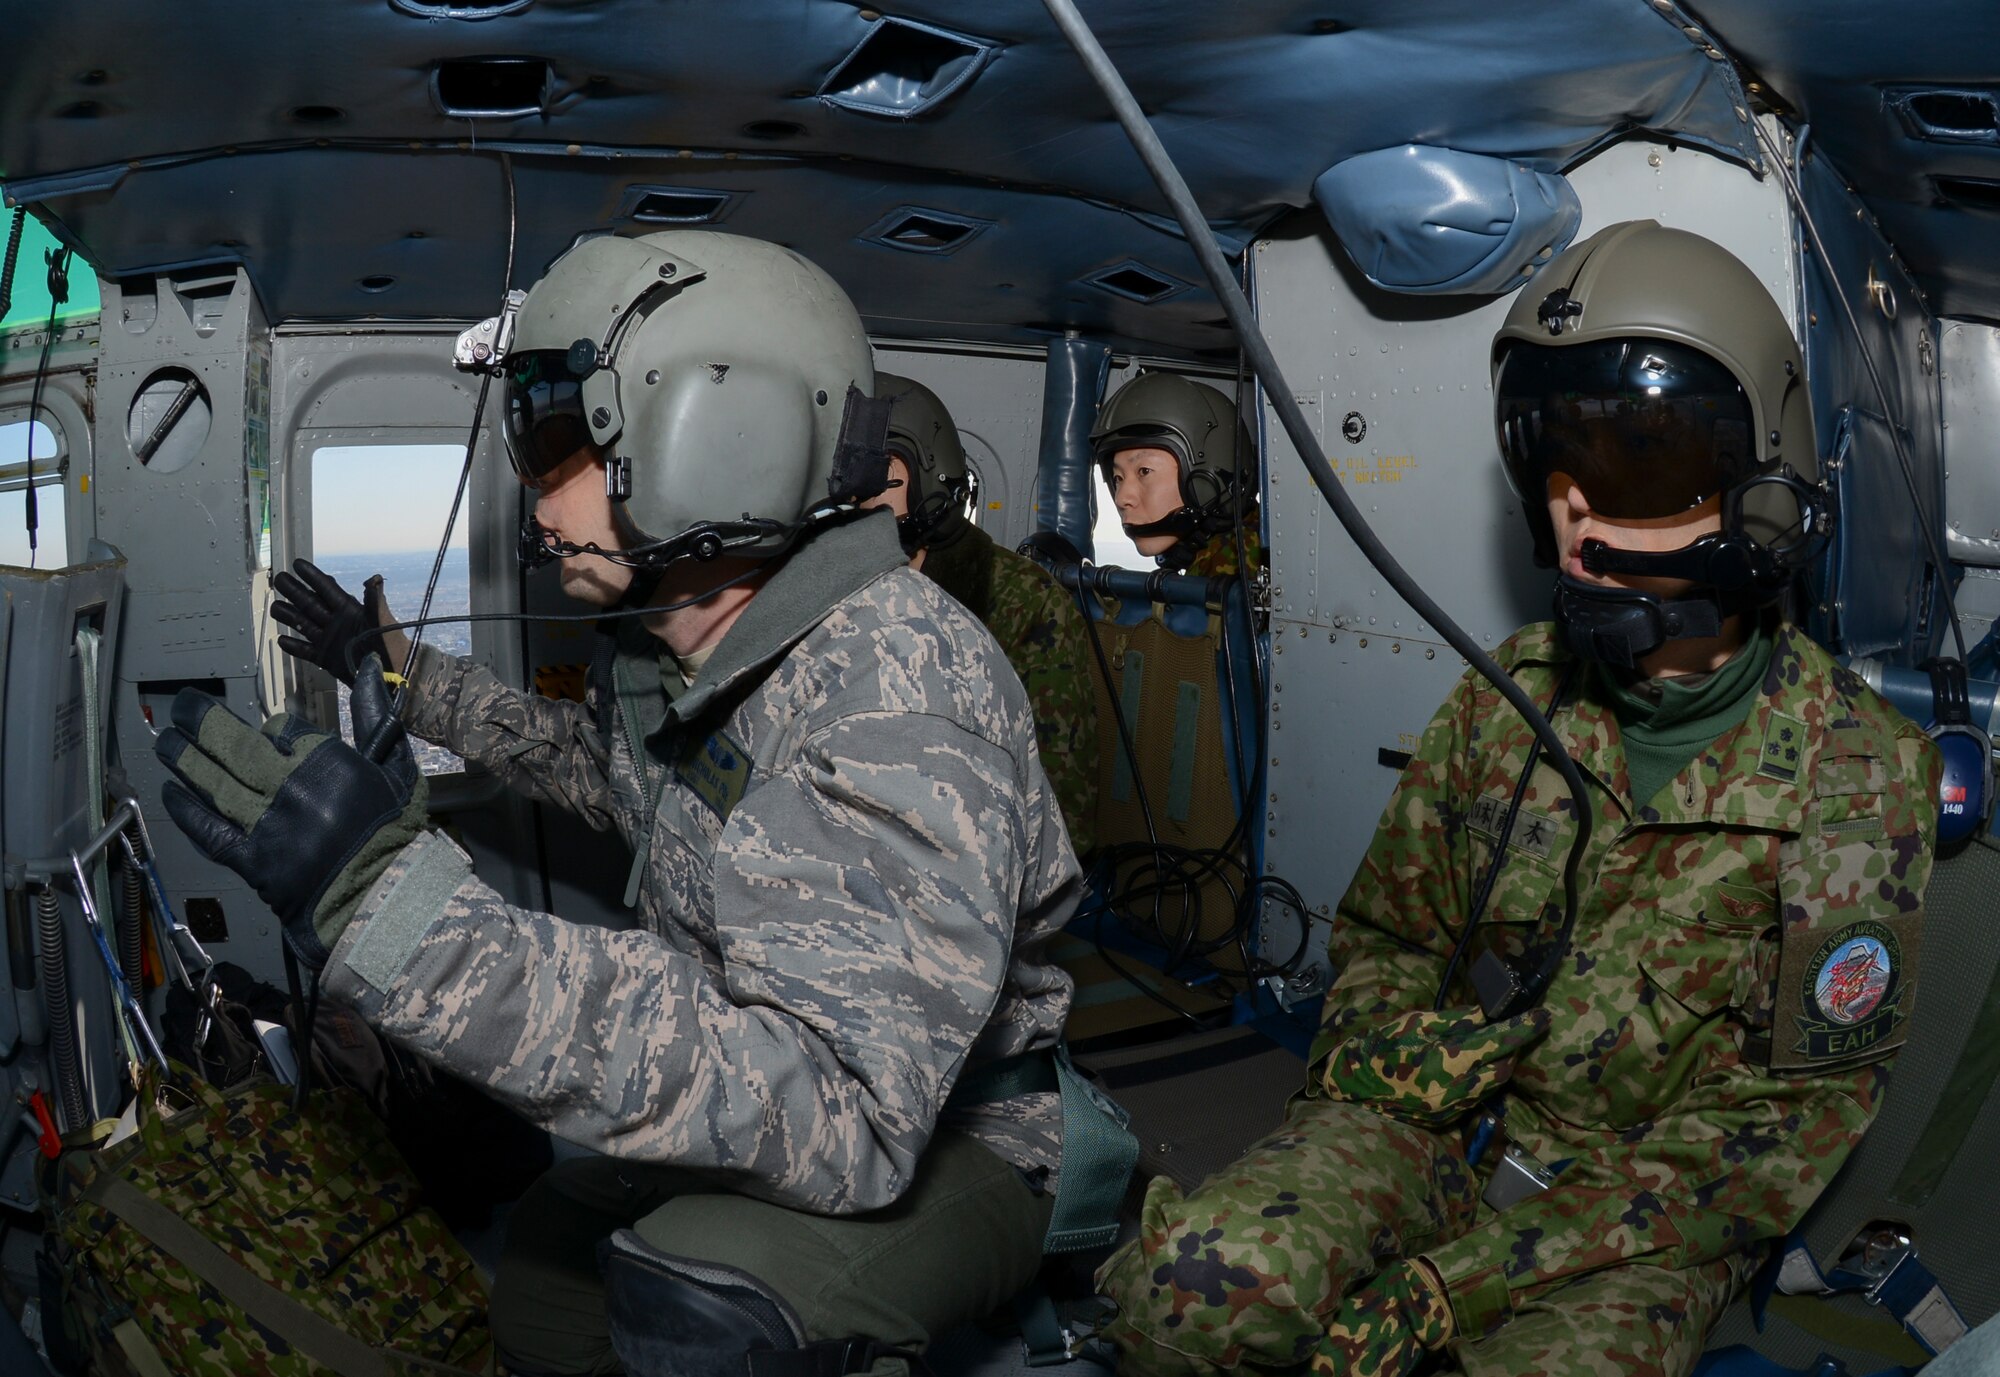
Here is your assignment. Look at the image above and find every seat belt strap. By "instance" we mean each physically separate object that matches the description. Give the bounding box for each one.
[1762,1230,1970,1357]
[1690,1341,1916,1377]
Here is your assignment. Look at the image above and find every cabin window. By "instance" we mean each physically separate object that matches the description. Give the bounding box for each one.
[0,418,68,568]
[309,442,470,775]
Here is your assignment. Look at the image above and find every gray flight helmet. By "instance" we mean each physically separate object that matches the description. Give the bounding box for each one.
[1491,220,1819,577]
[1090,372,1252,539]
[503,230,882,568]
[876,372,971,551]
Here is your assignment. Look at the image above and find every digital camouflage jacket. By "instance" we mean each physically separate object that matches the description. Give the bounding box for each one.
[921,518,1099,857]
[323,512,1082,1214]
[1308,620,1941,1339]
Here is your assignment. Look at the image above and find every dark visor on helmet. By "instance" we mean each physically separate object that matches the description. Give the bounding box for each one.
[1495,338,1756,520]
[503,349,596,488]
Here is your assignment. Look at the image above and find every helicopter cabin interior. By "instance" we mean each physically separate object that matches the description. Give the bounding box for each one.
[4,2,2000,1373]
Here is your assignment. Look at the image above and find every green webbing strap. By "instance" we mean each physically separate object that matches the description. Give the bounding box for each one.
[1012,1284,1072,1367]
[1043,1044,1139,1254]
[1167,680,1201,824]
[949,1050,1058,1106]
[1111,652,1144,803]
[109,1317,176,1377]
[1889,942,2000,1210]
[87,1175,392,1377]
[1766,1293,1932,1369]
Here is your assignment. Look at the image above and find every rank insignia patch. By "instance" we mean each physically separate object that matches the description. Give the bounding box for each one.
[1759,711,1808,783]
[677,728,752,821]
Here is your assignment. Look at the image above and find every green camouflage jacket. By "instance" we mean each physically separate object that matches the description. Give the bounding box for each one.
[322,512,1081,1213]
[1308,620,1941,1339]
[922,519,1098,857]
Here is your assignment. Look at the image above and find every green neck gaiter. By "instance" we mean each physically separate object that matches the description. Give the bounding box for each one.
[1598,620,1775,809]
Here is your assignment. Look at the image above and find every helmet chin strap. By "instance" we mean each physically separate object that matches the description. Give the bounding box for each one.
[1119,505,1201,542]
[1553,572,1768,669]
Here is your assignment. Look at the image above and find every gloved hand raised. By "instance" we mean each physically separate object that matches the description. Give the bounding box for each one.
[1319,1005,1551,1129]
[155,660,428,970]
[1310,1261,1453,1377]
[271,559,397,688]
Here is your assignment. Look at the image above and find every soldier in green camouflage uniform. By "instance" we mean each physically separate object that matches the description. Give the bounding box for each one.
[177,232,1084,1377]
[1092,372,1260,578]
[869,373,1098,856]
[1096,222,1943,1377]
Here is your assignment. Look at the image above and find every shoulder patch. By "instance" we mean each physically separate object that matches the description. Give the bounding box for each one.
[1781,920,1911,1066]
[676,727,752,821]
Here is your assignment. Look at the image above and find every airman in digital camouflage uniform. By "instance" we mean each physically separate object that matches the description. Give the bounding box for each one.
[161,230,1089,1377]
[1095,222,1942,1376]
[1093,371,1261,579]
[867,372,1099,857]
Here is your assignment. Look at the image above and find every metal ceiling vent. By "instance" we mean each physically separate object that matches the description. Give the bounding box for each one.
[392,0,533,18]
[1934,176,2000,213]
[1086,260,1188,304]
[619,186,738,225]
[1891,89,2000,144]
[430,56,554,119]
[863,206,991,254]
[818,17,999,119]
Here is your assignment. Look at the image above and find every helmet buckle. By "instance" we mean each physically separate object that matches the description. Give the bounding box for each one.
[607,452,632,502]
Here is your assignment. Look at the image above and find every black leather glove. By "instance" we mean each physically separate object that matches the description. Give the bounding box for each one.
[155,661,429,970]
[271,559,391,687]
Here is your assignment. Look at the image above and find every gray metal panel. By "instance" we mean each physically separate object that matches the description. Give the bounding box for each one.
[873,344,1049,550]
[89,269,294,986]
[1942,320,2000,567]
[0,553,129,1207]
[1256,133,1797,985]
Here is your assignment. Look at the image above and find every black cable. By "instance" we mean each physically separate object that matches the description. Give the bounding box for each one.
[1039,0,1594,1018]
[341,559,778,675]
[21,243,70,569]
[1431,666,1576,1011]
[0,207,25,319]
[1749,117,1965,662]
[393,152,518,713]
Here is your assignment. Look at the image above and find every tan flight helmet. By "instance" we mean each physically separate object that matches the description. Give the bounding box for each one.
[1491,219,1821,587]
[501,230,886,569]
[1091,372,1254,542]
[876,373,972,553]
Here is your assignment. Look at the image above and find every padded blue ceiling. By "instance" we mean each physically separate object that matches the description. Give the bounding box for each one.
[1690,3,2000,325]
[1,1,1774,355]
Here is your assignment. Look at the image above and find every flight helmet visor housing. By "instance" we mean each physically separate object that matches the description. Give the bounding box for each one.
[500,230,882,570]
[1490,220,1825,663]
[1090,372,1250,542]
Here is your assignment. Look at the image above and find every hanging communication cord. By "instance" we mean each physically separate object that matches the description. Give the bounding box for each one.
[1749,117,1965,662]
[0,206,26,320]
[392,150,518,712]
[20,235,72,570]
[1038,0,1594,1017]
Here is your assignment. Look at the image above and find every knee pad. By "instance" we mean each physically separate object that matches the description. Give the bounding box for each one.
[599,1229,805,1377]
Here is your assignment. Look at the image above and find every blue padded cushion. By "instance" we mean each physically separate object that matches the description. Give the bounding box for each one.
[1312,144,1582,296]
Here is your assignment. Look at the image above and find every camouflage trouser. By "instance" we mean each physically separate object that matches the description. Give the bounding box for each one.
[1095,1097,1738,1377]
[491,1131,1051,1376]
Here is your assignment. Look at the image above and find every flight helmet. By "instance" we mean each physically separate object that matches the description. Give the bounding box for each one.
[876,372,972,554]
[1091,372,1252,546]
[497,230,887,570]
[1491,220,1827,666]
